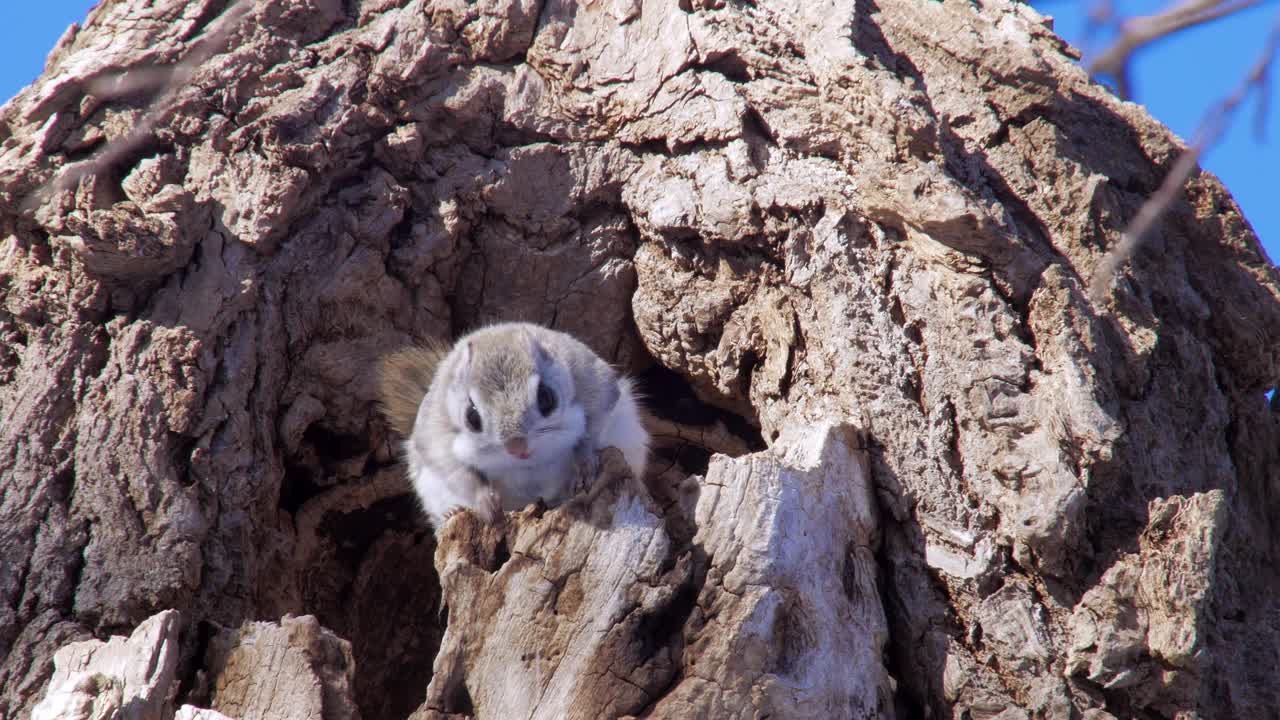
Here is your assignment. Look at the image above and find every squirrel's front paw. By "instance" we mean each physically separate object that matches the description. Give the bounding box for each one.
[440,493,503,525]
[475,486,503,524]
[572,444,601,496]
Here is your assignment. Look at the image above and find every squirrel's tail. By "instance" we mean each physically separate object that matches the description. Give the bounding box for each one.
[378,342,448,438]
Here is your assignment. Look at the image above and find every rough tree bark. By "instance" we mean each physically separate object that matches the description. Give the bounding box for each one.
[2,0,1278,718]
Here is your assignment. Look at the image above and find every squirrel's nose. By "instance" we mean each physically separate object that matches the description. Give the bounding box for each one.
[504,437,530,458]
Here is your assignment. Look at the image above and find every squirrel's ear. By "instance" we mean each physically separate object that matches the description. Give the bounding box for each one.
[527,333,552,369]
[454,340,473,381]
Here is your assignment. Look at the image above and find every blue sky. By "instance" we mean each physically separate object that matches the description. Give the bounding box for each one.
[1035,0,1279,268]
[2,1,1276,268]
[2,2,101,103]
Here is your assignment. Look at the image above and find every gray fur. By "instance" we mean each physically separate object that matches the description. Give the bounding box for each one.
[398,322,649,529]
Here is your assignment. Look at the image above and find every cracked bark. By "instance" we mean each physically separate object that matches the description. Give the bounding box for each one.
[3,0,1280,718]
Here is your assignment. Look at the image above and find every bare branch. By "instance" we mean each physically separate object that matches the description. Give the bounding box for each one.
[24,1,255,211]
[1089,14,1280,304]
[1083,0,1116,50]
[1089,0,1268,96]
[644,415,756,459]
[1255,47,1275,139]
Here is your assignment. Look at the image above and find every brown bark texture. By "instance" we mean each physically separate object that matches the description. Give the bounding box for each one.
[2,0,1279,718]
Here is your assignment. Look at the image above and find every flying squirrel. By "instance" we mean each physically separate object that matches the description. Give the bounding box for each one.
[377,322,650,529]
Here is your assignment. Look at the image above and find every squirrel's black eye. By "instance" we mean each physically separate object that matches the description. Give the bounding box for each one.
[465,401,482,432]
[536,382,557,416]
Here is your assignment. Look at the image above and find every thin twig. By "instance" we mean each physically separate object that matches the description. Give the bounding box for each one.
[25,1,254,211]
[1089,0,1268,96]
[643,415,756,458]
[1255,50,1274,139]
[1089,15,1280,303]
[1083,0,1116,55]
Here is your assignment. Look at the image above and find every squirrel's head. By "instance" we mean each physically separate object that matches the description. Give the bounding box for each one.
[445,327,587,471]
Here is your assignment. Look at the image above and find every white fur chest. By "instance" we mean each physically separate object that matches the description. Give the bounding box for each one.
[488,453,578,509]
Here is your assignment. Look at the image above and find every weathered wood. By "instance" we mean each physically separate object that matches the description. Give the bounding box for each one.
[3,0,1279,717]
[204,614,360,720]
[30,610,180,720]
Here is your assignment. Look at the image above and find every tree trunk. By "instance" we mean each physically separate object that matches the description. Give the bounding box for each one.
[2,0,1278,718]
